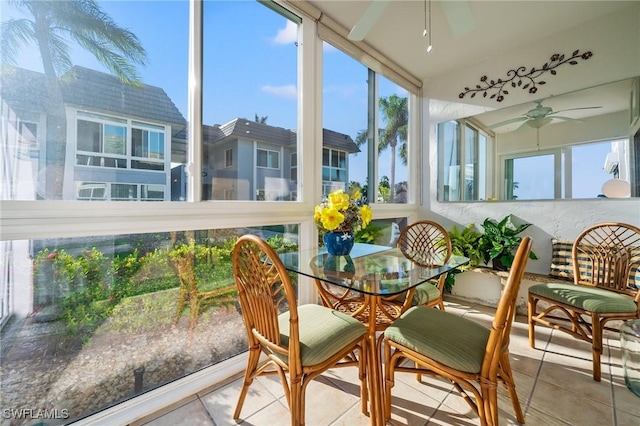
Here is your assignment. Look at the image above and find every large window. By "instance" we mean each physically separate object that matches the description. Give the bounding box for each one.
[503,139,629,200]
[437,120,488,201]
[0,0,421,423]
[322,44,412,204]
[202,1,299,201]
[0,227,298,422]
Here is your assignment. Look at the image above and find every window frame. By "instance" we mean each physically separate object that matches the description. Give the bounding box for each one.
[256,148,280,170]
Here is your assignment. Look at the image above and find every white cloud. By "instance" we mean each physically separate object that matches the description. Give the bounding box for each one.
[272,20,297,45]
[261,84,297,99]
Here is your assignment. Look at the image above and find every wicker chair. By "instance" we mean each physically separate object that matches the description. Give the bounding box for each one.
[396,220,453,310]
[528,222,640,381]
[172,240,235,331]
[232,234,368,426]
[383,237,532,426]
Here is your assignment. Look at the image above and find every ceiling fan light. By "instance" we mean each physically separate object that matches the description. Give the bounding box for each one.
[601,178,631,198]
[527,117,552,128]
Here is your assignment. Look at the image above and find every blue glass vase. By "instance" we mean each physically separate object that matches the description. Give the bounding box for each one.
[323,231,355,256]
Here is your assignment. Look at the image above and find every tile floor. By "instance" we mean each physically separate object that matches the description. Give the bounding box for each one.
[133,297,640,426]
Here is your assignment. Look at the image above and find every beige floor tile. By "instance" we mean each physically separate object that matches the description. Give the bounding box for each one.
[201,377,278,425]
[610,374,640,418]
[616,407,640,426]
[141,399,211,426]
[528,379,615,425]
[302,375,363,425]
[518,405,572,425]
[238,398,292,426]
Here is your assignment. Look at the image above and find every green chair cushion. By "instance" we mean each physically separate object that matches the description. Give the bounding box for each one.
[529,282,637,313]
[277,304,366,366]
[381,279,440,306]
[384,306,490,374]
[411,282,441,306]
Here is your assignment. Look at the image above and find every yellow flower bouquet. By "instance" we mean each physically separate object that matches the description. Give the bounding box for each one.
[314,188,372,233]
[314,188,372,256]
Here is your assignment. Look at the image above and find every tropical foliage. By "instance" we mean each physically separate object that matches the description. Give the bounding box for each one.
[32,234,297,337]
[478,214,538,270]
[355,94,408,202]
[443,224,483,292]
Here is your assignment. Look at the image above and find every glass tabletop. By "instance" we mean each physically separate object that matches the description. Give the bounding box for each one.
[279,243,469,296]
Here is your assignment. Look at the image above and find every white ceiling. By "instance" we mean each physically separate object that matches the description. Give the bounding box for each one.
[306,1,638,131]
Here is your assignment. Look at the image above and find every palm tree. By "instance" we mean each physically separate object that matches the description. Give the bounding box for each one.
[254,114,268,124]
[354,94,408,202]
[1,0,147,198]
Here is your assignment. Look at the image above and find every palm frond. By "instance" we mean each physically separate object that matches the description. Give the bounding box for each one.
[0,18,34,64]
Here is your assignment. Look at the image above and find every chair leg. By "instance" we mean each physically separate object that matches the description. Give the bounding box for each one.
[384,350,393,420]
[358,344,368,415]
[290,378,303,426]
[499,352,525,423]
[591,314,603,382]
[233,345,261,420]
[527,293,537,348]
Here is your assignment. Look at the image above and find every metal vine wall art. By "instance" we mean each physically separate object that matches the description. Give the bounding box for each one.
[459,49,593,102]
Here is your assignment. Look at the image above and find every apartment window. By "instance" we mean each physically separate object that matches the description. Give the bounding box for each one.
[77,117,127,168]
[77,112,168,172]
[76,182,107,200]
[290,152,297,182]
[322,148,347,188]
[76,182,166,201]
[437,120,488,201]
[257,149,279,169]
[19,122,37,147]
[141,184,164,201]
[131,122,165,172]
[225,148,233,168]
[112,184,138,200]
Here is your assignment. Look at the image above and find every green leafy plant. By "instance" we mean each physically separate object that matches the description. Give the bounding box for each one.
[478,214,538,270]
[443,224,483,292]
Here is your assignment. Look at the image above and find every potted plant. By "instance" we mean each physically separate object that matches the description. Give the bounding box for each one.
[478,214,538,271]
[443,224,483,292]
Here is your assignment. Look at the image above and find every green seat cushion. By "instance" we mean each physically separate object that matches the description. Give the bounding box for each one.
[381,279,440,306]
[529,282,637,313]
[411,282,441,306]
[384,306,490,374]
[277,304,366,366]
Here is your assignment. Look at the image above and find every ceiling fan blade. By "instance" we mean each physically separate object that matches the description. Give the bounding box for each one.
[551,115,583,122]
[488,116,527,129]
[550,106,602,114]
[440,1,476,38]
[348,0,390,41]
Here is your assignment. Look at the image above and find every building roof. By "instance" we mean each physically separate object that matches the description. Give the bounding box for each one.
[205,118,360,153]
[1,65,357,154]
[61,66,186,130]
[2,65,186,131]
[0,65,48,113]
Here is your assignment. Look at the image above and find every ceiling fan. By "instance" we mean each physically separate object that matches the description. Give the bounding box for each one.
[348,0,476,42]
[488,100,603,131]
